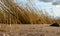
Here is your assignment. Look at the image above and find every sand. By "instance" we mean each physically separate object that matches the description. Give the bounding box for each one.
[0,24,60,36]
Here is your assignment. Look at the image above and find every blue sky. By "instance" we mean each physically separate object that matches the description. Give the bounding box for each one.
[14,0,60,19]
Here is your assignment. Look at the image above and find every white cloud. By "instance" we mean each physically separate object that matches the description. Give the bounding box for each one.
[55,5,60,8]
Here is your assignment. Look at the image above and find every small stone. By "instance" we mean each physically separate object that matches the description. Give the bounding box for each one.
[50,23,60,27]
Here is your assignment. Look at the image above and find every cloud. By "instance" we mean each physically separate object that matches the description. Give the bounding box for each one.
[39,0,60,5]
[52,1,60,5]
[55,5,60,8]
[39,0,53,2]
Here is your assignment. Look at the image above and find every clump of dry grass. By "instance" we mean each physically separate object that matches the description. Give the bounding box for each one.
[0,0,60,24]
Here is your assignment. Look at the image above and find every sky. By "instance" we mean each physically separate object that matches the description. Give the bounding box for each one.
[14,0,60,19]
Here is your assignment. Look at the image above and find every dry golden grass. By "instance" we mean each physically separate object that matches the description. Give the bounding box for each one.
[0,0,60,24]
